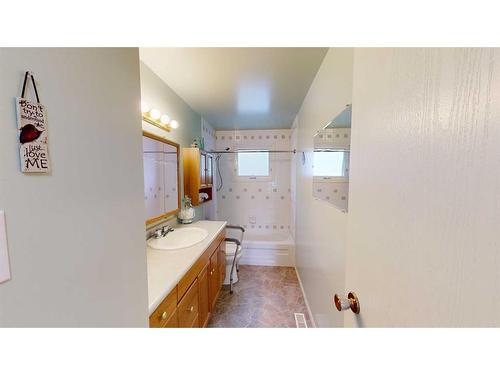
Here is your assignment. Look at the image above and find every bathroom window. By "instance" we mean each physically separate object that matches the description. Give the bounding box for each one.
[237,150,270,177]
[313,150,349,178]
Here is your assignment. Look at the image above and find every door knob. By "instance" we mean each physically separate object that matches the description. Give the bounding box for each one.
[334,292,360,314]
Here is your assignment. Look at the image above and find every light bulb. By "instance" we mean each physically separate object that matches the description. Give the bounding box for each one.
[170,120,179,129]
[141,101,150,113]
[150,109,161,120]
[160,114,171,125]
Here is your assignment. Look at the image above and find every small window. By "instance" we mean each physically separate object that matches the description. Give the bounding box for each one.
[237,150,269,177]
[313,150,349,177]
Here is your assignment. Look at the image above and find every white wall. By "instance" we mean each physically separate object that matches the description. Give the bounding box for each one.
[0,48,149,327]
[140,62,205,227]
[345,48,500,327]
[294,48,353,327]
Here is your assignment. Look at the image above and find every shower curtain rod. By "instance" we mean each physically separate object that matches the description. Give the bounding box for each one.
[211,149,297,154]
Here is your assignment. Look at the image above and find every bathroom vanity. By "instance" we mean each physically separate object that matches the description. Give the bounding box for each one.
[147,221,227,328]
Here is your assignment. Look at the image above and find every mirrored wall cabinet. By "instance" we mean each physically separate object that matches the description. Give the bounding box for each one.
[312,104,352,212]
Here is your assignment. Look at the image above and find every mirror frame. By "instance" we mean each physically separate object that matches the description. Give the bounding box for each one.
[143,131,181,226]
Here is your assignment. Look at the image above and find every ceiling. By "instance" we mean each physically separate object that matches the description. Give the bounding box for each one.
[140,48,328,130]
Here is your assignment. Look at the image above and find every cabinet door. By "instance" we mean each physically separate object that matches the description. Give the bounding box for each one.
[206,154,213,186]
[200,153,206,186]
[208,249,219,311]
[198,263,209,327]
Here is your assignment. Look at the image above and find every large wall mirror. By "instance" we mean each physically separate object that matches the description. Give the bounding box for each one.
[143,131,180,225]
[313,105,351,212]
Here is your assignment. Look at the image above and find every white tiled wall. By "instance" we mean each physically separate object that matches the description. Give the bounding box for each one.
[202,118,217,220]
[201,118,216,152]
[216,129,293,236]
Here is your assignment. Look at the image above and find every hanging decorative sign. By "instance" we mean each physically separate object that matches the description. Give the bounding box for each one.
[16,72,51,173]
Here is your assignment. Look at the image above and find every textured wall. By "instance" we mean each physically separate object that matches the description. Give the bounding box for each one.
[345,48,500,327]
[294,48,354,327]
[0,48,149,327]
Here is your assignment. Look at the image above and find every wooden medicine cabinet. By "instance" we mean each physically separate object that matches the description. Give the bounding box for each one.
[182,148,213,206]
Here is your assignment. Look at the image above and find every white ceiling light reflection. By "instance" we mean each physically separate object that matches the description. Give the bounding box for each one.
[237,81,271,113]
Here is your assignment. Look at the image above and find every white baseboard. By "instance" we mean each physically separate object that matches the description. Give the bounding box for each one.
[295,267,317,328]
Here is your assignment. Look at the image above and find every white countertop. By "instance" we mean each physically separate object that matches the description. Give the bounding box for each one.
[147,220,227,314]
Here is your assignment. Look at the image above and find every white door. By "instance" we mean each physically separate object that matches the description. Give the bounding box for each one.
[343,48,500,327]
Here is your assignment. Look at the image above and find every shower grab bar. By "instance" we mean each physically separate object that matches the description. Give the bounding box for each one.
[224,238,241,294]
[226,225,245,276]
[226,225,245,247]
[226,225,245,233]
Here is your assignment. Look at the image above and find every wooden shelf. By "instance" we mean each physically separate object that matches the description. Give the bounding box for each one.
[182,148,214,206]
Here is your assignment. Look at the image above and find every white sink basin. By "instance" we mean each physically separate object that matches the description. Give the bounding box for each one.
[147,227,209,251]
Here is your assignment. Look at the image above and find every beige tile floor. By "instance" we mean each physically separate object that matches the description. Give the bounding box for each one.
[208,265,311,328]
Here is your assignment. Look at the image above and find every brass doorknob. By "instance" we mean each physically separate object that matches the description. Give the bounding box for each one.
[334,292,360,314]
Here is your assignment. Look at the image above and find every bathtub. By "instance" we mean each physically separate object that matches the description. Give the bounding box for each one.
[239,232,295,267]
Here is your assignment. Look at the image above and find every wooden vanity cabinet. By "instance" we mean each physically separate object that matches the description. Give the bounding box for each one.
[182,148,213,206]
[149,230,225,328]
[198,264,210,327]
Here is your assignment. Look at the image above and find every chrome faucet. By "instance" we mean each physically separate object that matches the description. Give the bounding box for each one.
[161,225,174,236]
[147,225,174,240]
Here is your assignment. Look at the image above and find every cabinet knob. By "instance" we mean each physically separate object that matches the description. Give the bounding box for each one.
[161,311,168,320]
[188,306,194,312]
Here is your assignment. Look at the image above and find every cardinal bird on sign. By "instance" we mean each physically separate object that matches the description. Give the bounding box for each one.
[19,124,43,144]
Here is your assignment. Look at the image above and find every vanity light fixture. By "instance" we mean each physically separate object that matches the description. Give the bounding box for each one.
[160,114,171,125]
[149,109,161,120]
[141,101,179,132]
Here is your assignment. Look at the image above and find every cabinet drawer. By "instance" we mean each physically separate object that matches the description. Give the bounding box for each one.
[149,286,178,328]
[164,309,179,328]
[178,279,199,328]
